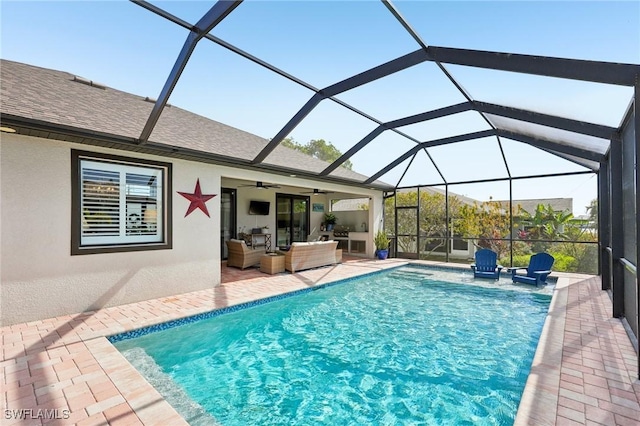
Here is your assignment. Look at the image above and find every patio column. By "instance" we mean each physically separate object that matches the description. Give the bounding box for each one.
[598,160,611,290]
[598,161,613,290]
[609,135,624,318]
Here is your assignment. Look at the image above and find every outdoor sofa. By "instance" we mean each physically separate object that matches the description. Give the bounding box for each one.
[284,240,339,273]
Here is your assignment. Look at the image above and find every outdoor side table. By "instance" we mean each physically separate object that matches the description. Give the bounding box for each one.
[260,253,285,274]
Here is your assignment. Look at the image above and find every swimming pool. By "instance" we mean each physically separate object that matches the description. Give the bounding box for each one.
[112,266,551,425]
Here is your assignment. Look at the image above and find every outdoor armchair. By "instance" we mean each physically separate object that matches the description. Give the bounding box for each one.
[226,239,265,269]
[508,252,555,285]
[470,248,503,280]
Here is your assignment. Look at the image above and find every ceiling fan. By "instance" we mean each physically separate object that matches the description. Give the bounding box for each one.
[301,188,335,195]
[238,181,280,189]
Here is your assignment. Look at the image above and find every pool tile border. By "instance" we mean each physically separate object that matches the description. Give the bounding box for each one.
[108,267,393,343]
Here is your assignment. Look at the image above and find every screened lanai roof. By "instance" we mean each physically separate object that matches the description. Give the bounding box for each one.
[1,0,638,192]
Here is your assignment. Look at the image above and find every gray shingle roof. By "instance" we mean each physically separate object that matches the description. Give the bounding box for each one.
[406,187,573,214]
[0,59,376,184]
[490,198,573,214]
[414,186,479,207]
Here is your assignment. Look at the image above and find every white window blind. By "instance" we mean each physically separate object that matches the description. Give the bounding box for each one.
[80,159,164,246]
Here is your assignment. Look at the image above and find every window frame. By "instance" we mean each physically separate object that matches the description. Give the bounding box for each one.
[71,150,172,255]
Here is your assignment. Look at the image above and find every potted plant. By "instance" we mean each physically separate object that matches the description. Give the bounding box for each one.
[261,225,270,234]
[374,230,390,260]
[324,213,337,231]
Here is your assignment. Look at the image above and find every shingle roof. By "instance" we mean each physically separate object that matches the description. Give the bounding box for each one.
[490,198,573,215]
[0,59,378,185]
[419,186,480,207]
[403,187,573,214]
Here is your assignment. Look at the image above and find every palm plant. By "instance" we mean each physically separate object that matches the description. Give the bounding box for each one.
[518,204,573,252]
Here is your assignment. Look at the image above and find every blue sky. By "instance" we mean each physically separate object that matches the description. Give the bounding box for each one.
[2,1,639,214]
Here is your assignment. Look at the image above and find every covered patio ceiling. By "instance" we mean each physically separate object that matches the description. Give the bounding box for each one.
[132,0,638,191]
[221,177,366,200]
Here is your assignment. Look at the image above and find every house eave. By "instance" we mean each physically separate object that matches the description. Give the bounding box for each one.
[0,113,394,192]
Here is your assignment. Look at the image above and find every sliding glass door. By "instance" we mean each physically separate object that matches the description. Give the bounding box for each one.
[220,188,236,260]
[276,194,310,247]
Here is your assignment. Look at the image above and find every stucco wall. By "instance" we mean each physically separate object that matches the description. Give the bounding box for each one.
[1,134,222,325]
[1,134,385,325]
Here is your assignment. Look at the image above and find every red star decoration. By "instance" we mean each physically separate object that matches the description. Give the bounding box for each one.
[178,179,217,218]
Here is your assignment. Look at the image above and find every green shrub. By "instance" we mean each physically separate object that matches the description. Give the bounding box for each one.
[553,242,598,274]
[548,252,577,272]
[323,213,337,225]
[500,254,531,268]
[374,230,390,250]
[500,252,576,273]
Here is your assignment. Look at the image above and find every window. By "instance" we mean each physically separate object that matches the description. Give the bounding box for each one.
[71,150,172,254]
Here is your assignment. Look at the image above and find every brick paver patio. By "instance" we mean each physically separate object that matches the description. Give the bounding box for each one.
[2,258,639,425]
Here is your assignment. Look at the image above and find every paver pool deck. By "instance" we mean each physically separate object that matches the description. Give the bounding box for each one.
[1,258,639,425]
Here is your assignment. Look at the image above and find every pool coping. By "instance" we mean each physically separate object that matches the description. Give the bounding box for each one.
[514,271,568,425]
[110,261,556,424]
[2,259,639,425]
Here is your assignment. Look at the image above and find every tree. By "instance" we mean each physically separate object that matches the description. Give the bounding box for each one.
[586,199,597,219]
[385,189,463,257]
[454,201,513,258]
[553,199,598,274]
[386,192,600,273]
[517,204,573,252]
[391,191,419,254]
[419,191,452,256]
[281,138,353,170]
[585,199,598,232]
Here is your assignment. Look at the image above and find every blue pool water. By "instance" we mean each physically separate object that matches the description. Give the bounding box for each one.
[113,266,551,425]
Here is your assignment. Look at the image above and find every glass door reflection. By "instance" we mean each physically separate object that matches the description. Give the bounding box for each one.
[276,194,310,247]
[220,188,236,260]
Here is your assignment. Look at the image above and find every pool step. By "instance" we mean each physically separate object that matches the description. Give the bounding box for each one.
[120,347,219,426]
[388,268,435,280]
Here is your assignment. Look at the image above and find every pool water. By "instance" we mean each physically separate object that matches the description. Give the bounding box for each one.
[114,266,551,425]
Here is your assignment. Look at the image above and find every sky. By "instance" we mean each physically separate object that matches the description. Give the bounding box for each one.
[2,1,639,215]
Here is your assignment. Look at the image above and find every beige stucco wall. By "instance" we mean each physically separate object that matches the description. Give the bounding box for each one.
[0,133,384,325]
[1,134,222,325]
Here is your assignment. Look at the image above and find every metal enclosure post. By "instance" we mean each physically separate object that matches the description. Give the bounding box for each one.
[509,178,514,267]
[634,78,640,380]
[445,185,449,263]
[138,1,242,143]
[394,192,398,258]
[417,186,421,260]
[609,135,624,318]
[598,160,611,290]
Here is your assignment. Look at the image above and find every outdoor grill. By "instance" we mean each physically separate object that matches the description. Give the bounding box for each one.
[332,225,351,238]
